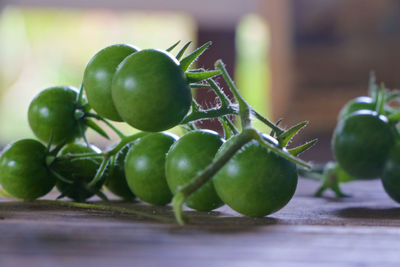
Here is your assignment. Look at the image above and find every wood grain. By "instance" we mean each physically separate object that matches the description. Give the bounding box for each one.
[1,179,400,267]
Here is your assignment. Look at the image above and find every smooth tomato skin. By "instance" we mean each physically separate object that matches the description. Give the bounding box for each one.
[125,133,176,205]
[105,132,148,200]
[83,44,138,121]
[338,96,375,120]
[381,141,400,203]
[213,138,298,218]
[165,130,224,211]
[52,143,102,202]
[0,139,55,200]
[112,49,192,132]
[332,110,395,179]
[28,86,80,145]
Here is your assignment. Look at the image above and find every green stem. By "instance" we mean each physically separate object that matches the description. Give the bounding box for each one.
[88,157,109,188]
[190,84,212,89]
[50,170,74,184]
[78,123,90,147]
[220,118,231,139]
[216,60,252,129]
[251,109,284,136]
[222,116,239,135]
[172,128,256,224]
[36,200,174,223]
[191,99,200,112]
[187,122,196,130]
[105,133,145,156]
[376,84,386,115]
[206,78,231,108]
[181,106,238,124]
[76,83,84,104]
[86,113,126,138]
[253,134,311,169]
[57,152,104,161]
[58,132,144,162]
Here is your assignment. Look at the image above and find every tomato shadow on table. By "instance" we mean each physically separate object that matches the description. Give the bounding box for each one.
[114,202,279,232]
[335,206,400,220]
[0,200,279,233]
[174,211,278,234]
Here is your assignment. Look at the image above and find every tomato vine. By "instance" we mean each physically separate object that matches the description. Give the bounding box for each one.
[0,41,317,225]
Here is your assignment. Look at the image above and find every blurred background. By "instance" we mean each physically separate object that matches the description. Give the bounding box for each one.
[1,0,400,163]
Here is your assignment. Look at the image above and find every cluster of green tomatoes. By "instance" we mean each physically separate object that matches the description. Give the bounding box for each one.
[304,74,400,202]
[0,41,315,224]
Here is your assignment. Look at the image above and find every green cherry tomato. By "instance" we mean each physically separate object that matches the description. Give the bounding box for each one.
[125,133,176,205]
[332,110,395,179]
[105,132,148,200]
[213,137,298,218]
[112,49,192,132]
[83,44,138,121]
[0,139,55,200]
[381,141,400,203]
[165,130,224,211]
[28,86,83,145]
[338,96,375,120]
[51,143,102,202]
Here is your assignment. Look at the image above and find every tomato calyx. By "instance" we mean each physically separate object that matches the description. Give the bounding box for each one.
[299,162,354,198]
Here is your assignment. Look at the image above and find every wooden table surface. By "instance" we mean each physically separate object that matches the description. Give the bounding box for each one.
[1,178,400,267]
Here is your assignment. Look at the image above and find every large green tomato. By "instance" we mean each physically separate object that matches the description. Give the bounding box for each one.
[165,130,224,212]
[125,133,176,205]
[112,49,192,132]
[213,137,298,217]
[0,139,55,200]
[83,44,138,121]
[51,143,102,202]
[332,110,395,179]
[28,86,83,145]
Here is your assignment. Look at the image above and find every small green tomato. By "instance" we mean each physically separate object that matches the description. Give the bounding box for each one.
[51,143,102,202]
[28,86,84,145]
[213,137,298,217]
[125,133,176,205]
[83,44,138,121]
[112,49,192,132]
[165,130,224,212]
[0,139,55,200]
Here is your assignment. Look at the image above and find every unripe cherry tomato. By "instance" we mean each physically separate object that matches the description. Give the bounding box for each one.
[165,130,224,212]
[112,49,192,132]
[51,143,102,202]
[83,44,138,121]
[0,139,55,200]
[28,86,83,145]
[213,137,298,217]
[381,141,400,203]
[125,133,176,205]
[332,110,395,179]
[104,132,148,200]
